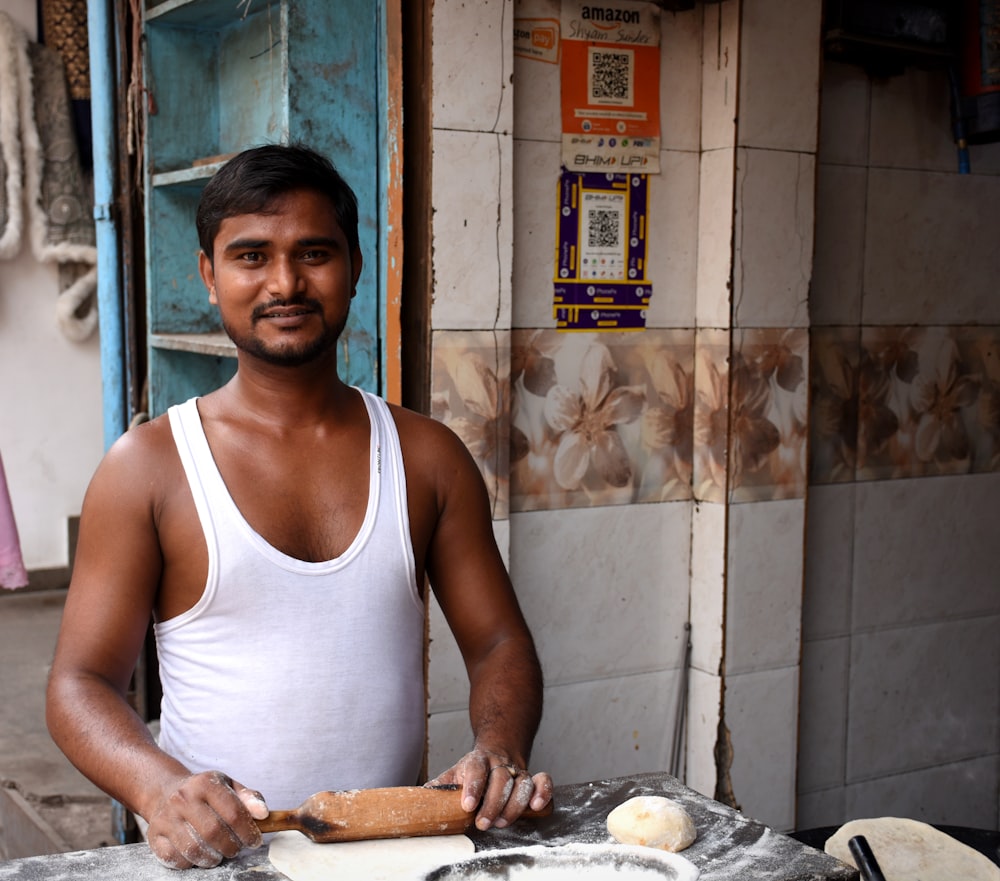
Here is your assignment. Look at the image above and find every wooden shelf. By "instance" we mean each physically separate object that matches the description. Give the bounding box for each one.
[151,161,230,188]
[146,0,259,28]
[151,332,236,358]
[141,0,392,416]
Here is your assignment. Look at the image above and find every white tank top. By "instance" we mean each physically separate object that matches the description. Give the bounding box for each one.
[157,391,425,809]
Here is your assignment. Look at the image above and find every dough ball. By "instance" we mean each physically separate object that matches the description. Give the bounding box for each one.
[606,795,697,853]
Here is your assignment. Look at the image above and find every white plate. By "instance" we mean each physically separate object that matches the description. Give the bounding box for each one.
[422,842,701,880]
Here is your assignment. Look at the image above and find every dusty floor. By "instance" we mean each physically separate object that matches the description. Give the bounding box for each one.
[0,589,114,858]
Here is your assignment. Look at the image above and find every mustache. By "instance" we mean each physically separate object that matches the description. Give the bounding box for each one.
[251,297,323,321]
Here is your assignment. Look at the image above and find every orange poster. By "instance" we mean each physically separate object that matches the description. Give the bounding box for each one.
[514,17,560,65]
[560,0,661,173]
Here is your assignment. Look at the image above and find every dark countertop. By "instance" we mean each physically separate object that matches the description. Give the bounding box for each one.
[0,772,856,880]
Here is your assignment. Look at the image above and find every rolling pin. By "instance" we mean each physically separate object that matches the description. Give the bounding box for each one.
[256,785,553,843]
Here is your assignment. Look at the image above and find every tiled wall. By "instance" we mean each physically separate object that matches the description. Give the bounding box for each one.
[691,0,822,833]
[422,0,1000,836]
[797,61,1000,830]
[426,0,704,790]
[425,0,827,833]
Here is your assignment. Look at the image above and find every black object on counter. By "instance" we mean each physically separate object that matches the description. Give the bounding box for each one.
[847,835,887,881]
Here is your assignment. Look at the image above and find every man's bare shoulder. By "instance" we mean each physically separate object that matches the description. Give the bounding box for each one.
[385,402,466,452]
[91,411,182,500]
[104,411,174,461]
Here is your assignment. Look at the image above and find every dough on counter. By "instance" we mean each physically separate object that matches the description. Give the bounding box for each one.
[606,795,697,852]
[268,831,475,881]
[825,817,1000,881]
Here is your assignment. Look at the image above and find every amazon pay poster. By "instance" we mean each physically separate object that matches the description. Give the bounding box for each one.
[560,1,661,173]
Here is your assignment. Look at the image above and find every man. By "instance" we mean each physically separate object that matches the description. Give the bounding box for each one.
[46,144,552,870]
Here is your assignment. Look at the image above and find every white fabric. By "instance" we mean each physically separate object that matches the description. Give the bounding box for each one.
[157,391,425,810]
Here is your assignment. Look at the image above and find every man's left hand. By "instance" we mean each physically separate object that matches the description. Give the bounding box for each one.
[426,748,553,831]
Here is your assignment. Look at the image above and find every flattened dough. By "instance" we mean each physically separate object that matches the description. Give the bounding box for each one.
[607,795,697,852]
[825,817,1000,881]
[268,831,475,881]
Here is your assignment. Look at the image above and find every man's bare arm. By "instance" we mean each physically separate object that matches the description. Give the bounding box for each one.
[418,423,553,828]
[46,424,266,868]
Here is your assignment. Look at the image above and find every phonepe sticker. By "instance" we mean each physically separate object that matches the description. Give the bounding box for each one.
[553,169,653,332]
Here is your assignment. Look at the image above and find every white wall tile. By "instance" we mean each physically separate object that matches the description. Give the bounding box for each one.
[700,0,740,152]
[660,7,703,153]
[512,149,701,332]
[690,500,726,675]
[844,755,1000,829]
[795,786,846,831]
[494,516,511,563]
[644,149,700,329]
[869,67,965,174]
[428,591,468,714]
[796,637,849,793]
[531,673,682,786]
[685,668,722,798]
[509,505,691,686]
[696,147,735,327]
[818,62,870,167]
[511,138,559,329]
[863,168,1000,326]
[726,499,805,674]
[732,148,814,330]
[852,475,1000,630]
[968,140,1000,176]
[726,666,800,831]
[433,0,513,134]
[847,617,1000,781]
[431,128,513,330]
[809,163,866,327]
[737,0,822,153]
[427,708,474,779]
[428,519,513,714]
[803,483,855,641]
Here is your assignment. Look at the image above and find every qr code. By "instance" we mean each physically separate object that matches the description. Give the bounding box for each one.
[589,48,633,104]
[587,208,620,248]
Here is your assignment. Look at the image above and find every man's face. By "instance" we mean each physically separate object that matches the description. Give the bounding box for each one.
[198,188,363,367]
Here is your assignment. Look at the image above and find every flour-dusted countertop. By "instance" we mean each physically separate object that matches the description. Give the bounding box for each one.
[0,772,857,880]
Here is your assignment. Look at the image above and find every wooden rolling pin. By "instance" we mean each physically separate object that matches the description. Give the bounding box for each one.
[257,785,553,843]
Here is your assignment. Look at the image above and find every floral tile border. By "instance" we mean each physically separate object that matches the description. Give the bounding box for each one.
[693,328,730,503]
[428,324,996,517]
[431,330,511,519]
[694,327,809,505]
[730,328,809,503]
[510,328,695,513]
[858,326,1000,480]
[810,325,1000,484]
[810,326,859,485]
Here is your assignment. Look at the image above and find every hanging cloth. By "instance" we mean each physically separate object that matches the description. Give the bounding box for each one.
[0,451,28,590]
[39,0,93,171]
[0,10,97,342]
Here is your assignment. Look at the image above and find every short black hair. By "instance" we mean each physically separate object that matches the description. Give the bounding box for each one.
[196,143,360,259]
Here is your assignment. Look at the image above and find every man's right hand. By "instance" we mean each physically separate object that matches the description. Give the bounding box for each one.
[144,771,269,869]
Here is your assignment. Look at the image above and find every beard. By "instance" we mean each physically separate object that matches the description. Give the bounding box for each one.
[221,297,348,367]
